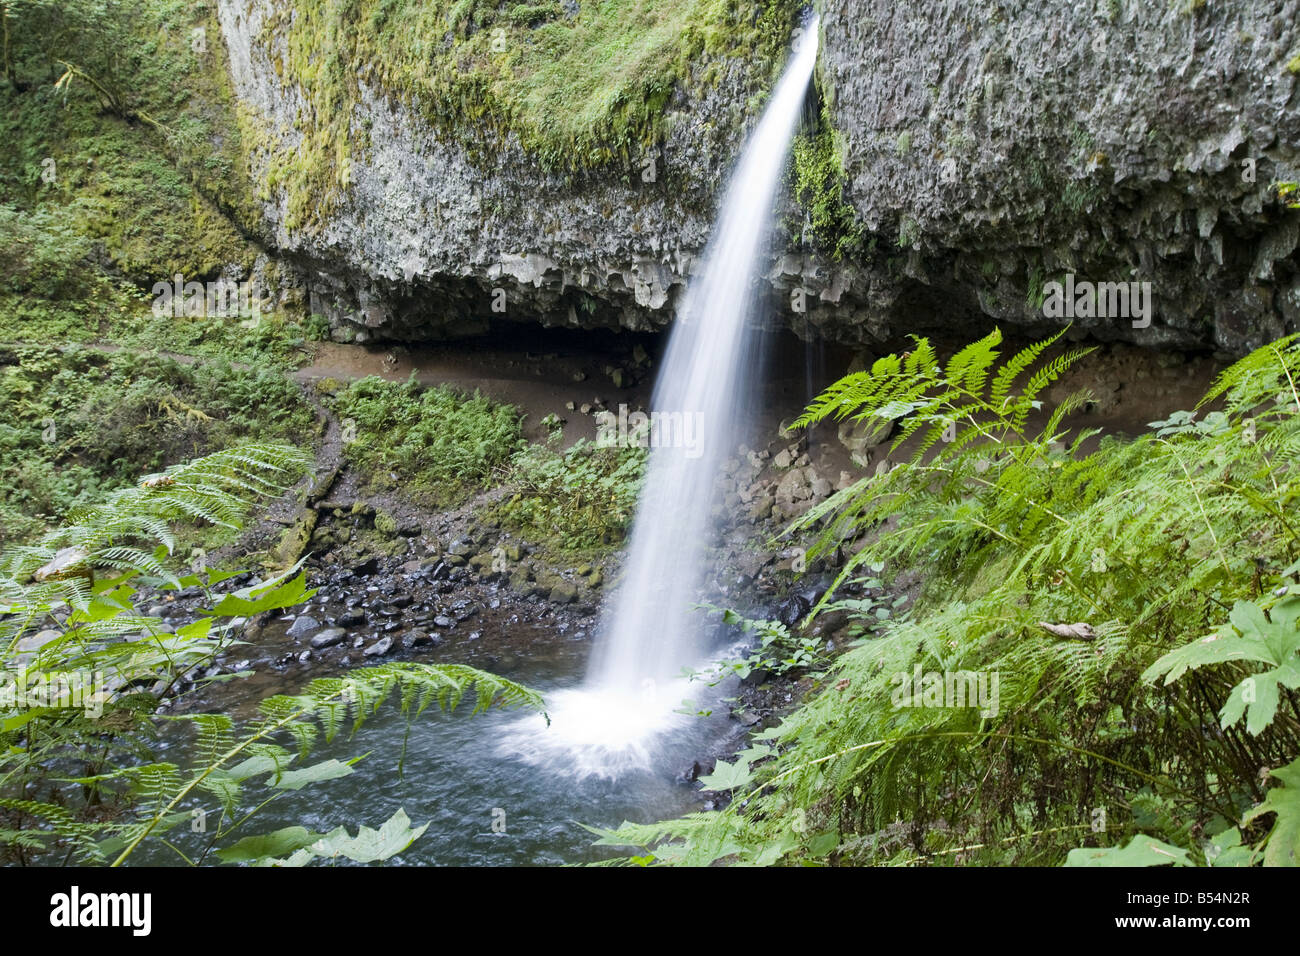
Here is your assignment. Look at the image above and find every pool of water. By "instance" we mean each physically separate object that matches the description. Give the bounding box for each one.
[135,616,744,866]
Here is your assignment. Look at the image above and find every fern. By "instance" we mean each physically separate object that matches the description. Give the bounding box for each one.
[595,332,1300,867]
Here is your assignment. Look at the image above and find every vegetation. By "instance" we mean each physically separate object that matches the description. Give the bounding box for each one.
[593,330,1300,866]
[0,346,316,546]
[788,103,863,260]
[496,437,646,550]
[328,375,524,505]
[0,444,542,865]
[260,0,801,227]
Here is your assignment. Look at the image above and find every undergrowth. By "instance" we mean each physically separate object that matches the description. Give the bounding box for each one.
[327,375,524,506]
[591,329,1300,867]
[0,345,316,546]
[496,436,646,550]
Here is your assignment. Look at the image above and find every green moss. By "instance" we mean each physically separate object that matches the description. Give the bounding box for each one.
[259,0,802,229]
[1288,53,1300,75]
[0,2,267,301]
[788,104,864,260]
[373,509,398,536]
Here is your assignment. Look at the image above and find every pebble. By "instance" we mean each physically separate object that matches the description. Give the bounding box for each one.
[286,615,320,638]
[310,628,347,649]
[363,636,394,658]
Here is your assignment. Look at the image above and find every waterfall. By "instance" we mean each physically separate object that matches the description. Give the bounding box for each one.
[499,18,820,778]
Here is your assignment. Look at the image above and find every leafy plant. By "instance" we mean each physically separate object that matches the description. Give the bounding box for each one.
[329,375,523,505]
[589,330,1300,866]
[687,606,830,683]
[497,437,646,549]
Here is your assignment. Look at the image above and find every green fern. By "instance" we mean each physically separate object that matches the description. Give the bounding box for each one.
[594,332,1300,867]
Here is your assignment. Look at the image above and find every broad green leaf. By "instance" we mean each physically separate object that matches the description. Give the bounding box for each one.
[293,808,429,864]
[697,759,754,792]
[226,753,289,783]
[176,618,212,641]
[217,826,322,863]
[207,571,316,617]
[272,758,356,791]
[1242,757,1300,867]
[1206,827,1257,867]
[1064,835,1192,867]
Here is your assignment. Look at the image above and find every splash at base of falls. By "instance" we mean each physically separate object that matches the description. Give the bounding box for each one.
[495,636,751,780]
[495,683,692,780]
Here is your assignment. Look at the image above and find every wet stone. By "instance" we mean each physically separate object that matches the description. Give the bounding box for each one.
[285,615,320,639]
[363,636,395,658]
[310,628,347,649]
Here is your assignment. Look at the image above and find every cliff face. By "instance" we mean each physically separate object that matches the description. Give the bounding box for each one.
[217,0,1300,352]
[819,0,1300,353]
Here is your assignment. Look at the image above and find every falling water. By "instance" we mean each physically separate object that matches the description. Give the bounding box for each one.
[500,18,820,777]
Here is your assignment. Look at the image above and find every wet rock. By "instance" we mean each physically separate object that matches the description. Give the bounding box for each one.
[362,636,395,658]
[286,615,320,639]
[548,581,578,604]
[433,615,454,628]
[397,521,422,537]
[838,418,884,464]
[310,628,347,649]
[774,468,813,513]
[298,649,312,663]
[778,593,811,627]
[400,558,437,576]
[748,491,775,522]
[15,629,61,666]
[403,629,440,649]
[351,556,380,577]
[335,610,366,627]
[447,538,475,557]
